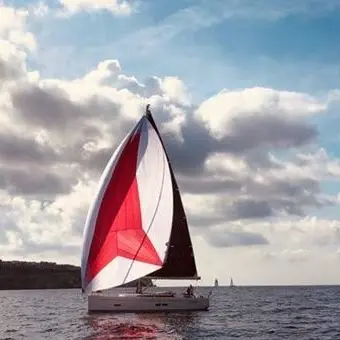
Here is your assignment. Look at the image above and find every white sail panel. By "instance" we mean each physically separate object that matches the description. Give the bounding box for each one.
[123,117,173,283]
[81,115,173,293]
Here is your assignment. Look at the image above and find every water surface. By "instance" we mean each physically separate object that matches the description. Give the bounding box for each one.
[1,286,339,339]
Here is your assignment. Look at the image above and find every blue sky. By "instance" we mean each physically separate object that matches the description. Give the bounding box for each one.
[16,0,340,100]
[19,0,340,161]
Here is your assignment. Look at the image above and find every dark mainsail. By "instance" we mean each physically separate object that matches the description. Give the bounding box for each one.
[145,106,199,280]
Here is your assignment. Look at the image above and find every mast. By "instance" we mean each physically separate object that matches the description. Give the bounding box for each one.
[144,105,199,280]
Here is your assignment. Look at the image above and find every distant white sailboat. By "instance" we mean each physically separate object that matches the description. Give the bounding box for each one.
[214,278,219,287]
[81,105,210,313]
[230,277,235,287]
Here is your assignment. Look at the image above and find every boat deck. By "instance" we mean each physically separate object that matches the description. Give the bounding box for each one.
[117,292,176,298]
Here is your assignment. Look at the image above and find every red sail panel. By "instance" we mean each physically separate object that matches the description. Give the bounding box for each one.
[85,130,162,285]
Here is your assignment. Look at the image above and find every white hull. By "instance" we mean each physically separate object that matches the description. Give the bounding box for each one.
[88,293,210,313]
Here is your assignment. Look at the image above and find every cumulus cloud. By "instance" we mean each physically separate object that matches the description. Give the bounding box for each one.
[1,2,340,276]
[0,5,36,51]
[208,227,269,248]
[257,217,340,261]
[58,0,134,15]
[196,87,324,141]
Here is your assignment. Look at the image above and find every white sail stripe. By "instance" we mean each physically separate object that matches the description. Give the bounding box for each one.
[85,258,161,293]
[81,117,143,291]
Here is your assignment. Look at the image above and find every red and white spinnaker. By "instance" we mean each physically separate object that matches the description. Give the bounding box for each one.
[81,116,173,293]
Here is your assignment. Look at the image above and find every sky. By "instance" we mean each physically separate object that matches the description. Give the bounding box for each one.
[1,0,340,286]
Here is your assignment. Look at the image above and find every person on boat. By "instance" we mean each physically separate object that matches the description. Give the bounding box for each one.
[136,279,142,294]
[185,284,194,297]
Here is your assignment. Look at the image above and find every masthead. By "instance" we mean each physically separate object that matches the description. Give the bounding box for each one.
[145,104,151,117]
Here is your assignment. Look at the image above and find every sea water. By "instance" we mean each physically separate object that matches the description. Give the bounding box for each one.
[0,285,339,339]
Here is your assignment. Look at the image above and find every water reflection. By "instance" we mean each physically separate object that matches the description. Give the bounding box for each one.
[84,312,200,339]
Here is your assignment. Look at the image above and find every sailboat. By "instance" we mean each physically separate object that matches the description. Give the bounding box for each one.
[214,278,219,287]
[81,105,210,313]
[230,277,235,287]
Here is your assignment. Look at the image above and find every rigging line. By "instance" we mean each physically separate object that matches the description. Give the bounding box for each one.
[122,121,168,285]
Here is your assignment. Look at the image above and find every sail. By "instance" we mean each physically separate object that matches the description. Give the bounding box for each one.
[81,115,174,293]
[144,110,199,279]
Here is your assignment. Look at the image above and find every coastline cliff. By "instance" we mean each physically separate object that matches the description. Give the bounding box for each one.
[0,260,154,290]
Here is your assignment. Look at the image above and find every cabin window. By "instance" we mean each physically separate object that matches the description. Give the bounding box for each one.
[114,304,121,307]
